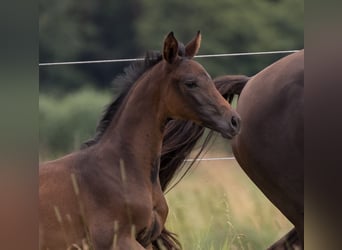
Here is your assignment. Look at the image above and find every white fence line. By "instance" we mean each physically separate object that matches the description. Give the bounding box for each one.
[184,157,235,162]
[39,50,299,66]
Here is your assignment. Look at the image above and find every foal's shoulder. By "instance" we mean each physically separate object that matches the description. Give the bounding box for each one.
[39,151,82,172]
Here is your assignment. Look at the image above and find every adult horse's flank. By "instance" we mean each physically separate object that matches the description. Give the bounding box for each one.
[39,31,241,250]
[160,50,304,249]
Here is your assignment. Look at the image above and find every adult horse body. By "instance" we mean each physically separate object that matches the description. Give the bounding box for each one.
[39,32,241,250]
[232,50,304,249]
[160,50,304,249]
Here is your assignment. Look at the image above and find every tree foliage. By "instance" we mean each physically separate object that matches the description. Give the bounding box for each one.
[39,0,303,94]
[136,0,303,76]
[40,0,142,93]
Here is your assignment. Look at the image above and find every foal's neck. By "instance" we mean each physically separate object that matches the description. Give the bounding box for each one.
[99,65,168,176]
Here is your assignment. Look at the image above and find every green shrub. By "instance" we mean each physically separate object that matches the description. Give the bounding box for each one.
[39,88,111,160]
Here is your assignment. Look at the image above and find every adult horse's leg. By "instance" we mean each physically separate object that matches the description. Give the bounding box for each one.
[267,228,301,250]
[296,218,304,249]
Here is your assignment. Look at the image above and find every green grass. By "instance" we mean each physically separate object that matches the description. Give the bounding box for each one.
[164,138,292,249]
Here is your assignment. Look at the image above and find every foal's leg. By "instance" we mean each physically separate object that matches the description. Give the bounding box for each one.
[114,237,147,250]
[89,223,148,250]
[90,235,147,250]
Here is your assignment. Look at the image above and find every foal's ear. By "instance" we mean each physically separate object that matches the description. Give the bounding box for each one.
[163,32,179,64]
[185,31,201,58]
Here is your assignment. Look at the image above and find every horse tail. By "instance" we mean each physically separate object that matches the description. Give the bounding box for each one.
[152,228,181,250]
[213,74,250,103]
[159,75,250,192]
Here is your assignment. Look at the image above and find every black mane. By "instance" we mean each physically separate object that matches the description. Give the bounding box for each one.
[81,51,162,148]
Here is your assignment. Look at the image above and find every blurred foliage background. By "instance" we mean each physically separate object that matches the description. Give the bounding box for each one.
[40,0,303,95]
[39,0,303,248]
[40,0,303,156]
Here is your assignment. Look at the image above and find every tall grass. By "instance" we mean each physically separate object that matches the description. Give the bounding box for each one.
[164,136,292,249]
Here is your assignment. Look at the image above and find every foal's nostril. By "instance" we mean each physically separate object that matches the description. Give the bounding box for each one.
[230,115,241,133]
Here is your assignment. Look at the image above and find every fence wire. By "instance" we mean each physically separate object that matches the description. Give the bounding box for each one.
[40,49,300,162]
[39,50,299,66]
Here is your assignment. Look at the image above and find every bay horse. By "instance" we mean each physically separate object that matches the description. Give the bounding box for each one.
[39,31,241,250]
[159,50,304,249]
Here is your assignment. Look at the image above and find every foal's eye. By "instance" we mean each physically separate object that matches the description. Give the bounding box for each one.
[184,80,198,89]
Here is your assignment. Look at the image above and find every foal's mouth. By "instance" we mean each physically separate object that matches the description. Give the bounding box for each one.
[200,108,241,140]
[201,121,238,140]
[221,132,234,139]
[217,120,241,139]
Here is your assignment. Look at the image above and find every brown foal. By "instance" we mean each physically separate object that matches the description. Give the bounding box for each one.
[39,31,241,250]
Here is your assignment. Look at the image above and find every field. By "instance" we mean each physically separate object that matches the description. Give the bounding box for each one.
[163,135,292,249]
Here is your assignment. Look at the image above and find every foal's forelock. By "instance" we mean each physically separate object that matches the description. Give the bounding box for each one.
[177,42,186,57]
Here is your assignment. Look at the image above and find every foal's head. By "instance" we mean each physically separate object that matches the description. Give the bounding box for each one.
[156,31,240,139]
